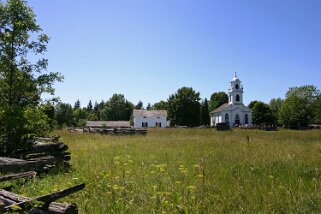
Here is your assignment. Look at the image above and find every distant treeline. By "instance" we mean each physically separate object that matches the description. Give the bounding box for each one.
[45,85,321,129]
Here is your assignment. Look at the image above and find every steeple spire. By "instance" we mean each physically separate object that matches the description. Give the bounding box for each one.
[234,72,237,78]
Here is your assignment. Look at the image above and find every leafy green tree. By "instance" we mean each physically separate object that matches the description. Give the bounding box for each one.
[152,100,168,110]
[286,85,320,102]
[73,108,87,127]
[54,103,73,128]
[251,101,274,125]
[279,85,320,128]
[87,112,98,121]
[101,94,133,121]
[279,96,309,128]
[0,0,62,155]
[40,102,55,129]
[269,98,283,124]
[209,92,228,112]
[200,98,210,126]
[167,87,201,127]
[248,100,259,109]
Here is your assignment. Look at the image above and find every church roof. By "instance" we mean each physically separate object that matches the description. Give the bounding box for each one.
[210,103,231,113]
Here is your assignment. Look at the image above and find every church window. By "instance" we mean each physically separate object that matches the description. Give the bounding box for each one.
[235,114,240,125]
[245,114,248,124]
[236,94,240,102]
[235,84,239,89]
[225,113,229,123]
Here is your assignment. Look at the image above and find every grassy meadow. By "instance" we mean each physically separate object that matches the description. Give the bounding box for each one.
[3,128,321,213]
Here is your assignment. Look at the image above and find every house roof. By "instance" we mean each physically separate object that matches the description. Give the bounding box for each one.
[210,103,231,113]
[86,121,130,128]
[133,110,167,117]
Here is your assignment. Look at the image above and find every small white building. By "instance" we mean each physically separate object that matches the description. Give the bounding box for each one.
[133,110,167,128]
[210,73,252,127]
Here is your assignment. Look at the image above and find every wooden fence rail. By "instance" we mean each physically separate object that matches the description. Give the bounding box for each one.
[0,183,85,213]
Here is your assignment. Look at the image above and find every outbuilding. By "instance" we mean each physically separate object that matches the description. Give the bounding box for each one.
[133,110,167,128]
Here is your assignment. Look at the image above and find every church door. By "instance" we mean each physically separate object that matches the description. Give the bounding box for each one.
[235,114,240,125]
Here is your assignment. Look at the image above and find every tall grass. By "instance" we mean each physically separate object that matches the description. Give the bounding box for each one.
[4,129,321,213]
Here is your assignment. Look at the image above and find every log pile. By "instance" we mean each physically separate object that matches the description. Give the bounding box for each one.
[0,136,71,173]
[84,127,147,135]
[0,138,84,213]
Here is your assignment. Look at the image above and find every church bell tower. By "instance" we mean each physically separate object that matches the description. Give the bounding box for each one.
[228,73,243,105]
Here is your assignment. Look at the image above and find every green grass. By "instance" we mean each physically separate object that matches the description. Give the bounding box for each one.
[3,128,321,213]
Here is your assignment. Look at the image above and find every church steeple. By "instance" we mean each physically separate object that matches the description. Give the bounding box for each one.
[228,73,243,104]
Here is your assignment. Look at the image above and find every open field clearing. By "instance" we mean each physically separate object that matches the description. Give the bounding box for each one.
[4,129,321,213]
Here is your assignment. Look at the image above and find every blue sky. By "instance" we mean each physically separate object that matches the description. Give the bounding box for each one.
[28,0,321,107]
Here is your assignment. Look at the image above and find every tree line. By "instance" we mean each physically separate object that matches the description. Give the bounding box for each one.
[49,85,321,130]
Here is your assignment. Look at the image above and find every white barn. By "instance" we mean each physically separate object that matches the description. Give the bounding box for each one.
[133,110,167,128]
[210,74,252,127]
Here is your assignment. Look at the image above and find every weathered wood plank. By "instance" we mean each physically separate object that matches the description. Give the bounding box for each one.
[0,171,36,182]
[0,188,81,214]
[4,183,85,212]
[0,156,57,173]
[13,142,68,158]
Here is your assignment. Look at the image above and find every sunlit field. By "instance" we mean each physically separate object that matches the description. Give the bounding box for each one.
[5,128,321,213]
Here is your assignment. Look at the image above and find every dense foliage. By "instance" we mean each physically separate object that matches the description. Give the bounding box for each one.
[250,101,275,125]
[151,100,168,110]
[279,85,320,128]
[0,0,62,155]
[269,98,283,125]
[200,98,210,126]
[53,94,134,128]
[167,87,201,127]
[209,91,228,112]
[100,94,133,121]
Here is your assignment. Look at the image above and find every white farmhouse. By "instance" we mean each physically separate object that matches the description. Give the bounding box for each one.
[210,73,252,127]
[133,110,167,128]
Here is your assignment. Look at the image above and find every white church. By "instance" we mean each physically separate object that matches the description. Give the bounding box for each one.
[210,74,252,127]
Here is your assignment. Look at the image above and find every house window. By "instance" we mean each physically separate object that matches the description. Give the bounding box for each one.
[157,117,160,119]
[143,116,147,118]
[236,94,240,102]
[235,84,239,89]
[155,122,161,127]
[142,122,148,128]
